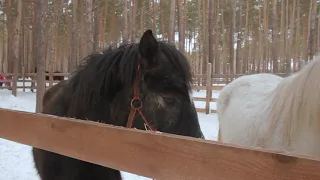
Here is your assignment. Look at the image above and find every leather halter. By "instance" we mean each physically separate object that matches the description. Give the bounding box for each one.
[126,55,157,131]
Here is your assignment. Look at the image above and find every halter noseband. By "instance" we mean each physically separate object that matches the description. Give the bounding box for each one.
[126,55,157,131]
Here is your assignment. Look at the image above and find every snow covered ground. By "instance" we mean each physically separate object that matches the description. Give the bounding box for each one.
[0,87,220,180]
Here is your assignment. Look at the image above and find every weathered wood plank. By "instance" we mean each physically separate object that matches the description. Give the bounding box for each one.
[195,108,216,114]
[0,108,320,180]
[191,85,224,91]
[193,97,217,102]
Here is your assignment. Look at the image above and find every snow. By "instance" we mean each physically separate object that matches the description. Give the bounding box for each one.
[0,86,220,180]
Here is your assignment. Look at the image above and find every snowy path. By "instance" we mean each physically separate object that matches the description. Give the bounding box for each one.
[0,89,219,180]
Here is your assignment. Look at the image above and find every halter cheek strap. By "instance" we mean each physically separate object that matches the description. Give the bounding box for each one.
[126,55,157,131]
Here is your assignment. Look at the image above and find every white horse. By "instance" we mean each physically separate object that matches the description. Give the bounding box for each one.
[217,56,320,158]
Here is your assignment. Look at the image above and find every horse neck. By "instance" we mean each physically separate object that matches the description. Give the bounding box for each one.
[267,60,320,149]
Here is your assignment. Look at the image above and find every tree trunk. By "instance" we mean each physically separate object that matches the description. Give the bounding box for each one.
[122,0,128,43]
[177,0,185,53]
[140,2,145,36]
[214,0,220,74]
[168,0,176,43]
[152,0,157,34]
[53,0,63,71]
[221,4,226,73]
[257,8,262,73]
[229,0,235,74]
[93,0,100,52]
[85,0,93,53]
[295,0,301,71]
[6,0,13,73]
[308,0,317,60]
[11,0,23,96]
[196,0,202,78]
[242,0,250,73]
[34,0,48,113]
[202,0,208,75]
[287,0,296,72]
[263,0,268,73]
[101,0,109,45]
[70,0,78,72]
[236,0,243,74]
[318,3,320,53]
[131,0,137,42]
[160,0,165,41]
[271,0,278,73]
[208,0,214,69]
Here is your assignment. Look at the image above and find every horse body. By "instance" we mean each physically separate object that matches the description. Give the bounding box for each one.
[42,80,67,108]
[217,56,320,158]
[33,30,204,180]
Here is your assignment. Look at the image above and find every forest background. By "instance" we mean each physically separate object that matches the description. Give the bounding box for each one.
[0,0,318,77]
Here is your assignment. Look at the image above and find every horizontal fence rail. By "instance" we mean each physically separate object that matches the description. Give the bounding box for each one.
[0,108,320,180]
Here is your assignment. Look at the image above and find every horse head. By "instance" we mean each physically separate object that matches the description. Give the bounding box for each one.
[44,29,203,139]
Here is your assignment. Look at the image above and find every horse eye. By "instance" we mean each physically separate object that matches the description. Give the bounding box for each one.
[162,96,175,104]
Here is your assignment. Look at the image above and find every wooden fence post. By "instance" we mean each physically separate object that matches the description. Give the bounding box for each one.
[12,74,17,97]
[205,63,212,114]
[49,65,53,88]
[22,66,25,92]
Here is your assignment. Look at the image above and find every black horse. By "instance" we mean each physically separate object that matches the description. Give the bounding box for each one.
[32,29,204,180]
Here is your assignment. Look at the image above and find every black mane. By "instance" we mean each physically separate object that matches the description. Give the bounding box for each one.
[67,42,193,115]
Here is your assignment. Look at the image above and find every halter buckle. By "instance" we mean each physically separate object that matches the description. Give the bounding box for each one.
[130,98,142,109]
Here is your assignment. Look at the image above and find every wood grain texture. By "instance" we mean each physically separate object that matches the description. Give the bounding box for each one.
[1,108,320,180]
[191,85,224,91]
[195,108,217,114]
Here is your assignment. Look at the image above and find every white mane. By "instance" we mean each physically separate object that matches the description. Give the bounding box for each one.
[217,55,320,158]
[267,57,320,148]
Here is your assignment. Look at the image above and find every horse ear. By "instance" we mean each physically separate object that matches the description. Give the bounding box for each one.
[139,29,159,65]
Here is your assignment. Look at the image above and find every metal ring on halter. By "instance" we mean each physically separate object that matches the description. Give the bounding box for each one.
[130,98,143,109]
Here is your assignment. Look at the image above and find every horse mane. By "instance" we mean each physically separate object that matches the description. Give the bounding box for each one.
[66,42,193,115]
[266,55,320,147]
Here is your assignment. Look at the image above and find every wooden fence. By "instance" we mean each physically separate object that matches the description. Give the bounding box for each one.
[0,108,320,180]
[0,67,69,93]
